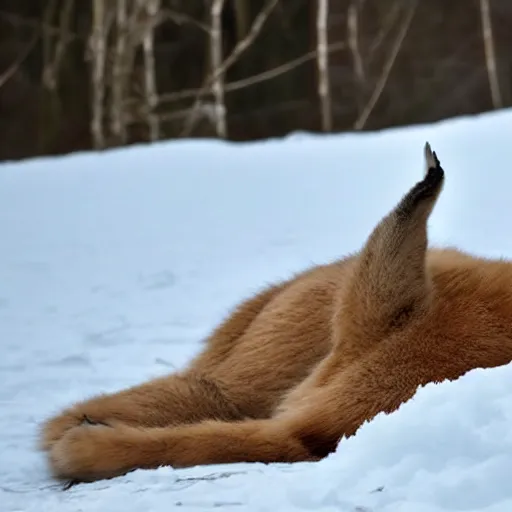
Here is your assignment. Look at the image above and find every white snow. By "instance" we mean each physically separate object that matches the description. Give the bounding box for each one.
[1,109,512,512]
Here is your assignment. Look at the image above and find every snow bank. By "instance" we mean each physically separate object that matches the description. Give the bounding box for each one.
[1,109,512,511]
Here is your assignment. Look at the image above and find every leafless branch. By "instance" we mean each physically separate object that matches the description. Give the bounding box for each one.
[161,8,210,33]
[0,9,82,41]
[136,41,345,109]
[348,0,366,105]
[354,0,417,130]
[225,41,346,94]
[367,0,403,65]
[181,0,279,137]
[209,0,279,92]
[0,32,39,89]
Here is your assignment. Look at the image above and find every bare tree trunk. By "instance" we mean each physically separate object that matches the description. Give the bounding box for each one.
[111,0,128,144]
[316,0,331,132]
[347,0,366,111]
[90,0,107,149]
[211,0,227,138]
[142,0,161,141]
[181,0,278,138]
[480,0,502,109]
[316,0,332,132]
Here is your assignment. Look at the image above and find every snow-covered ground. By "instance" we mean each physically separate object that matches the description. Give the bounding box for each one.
[1,109,512,512]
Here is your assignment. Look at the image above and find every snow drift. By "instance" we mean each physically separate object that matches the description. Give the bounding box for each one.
[1,109,512,511]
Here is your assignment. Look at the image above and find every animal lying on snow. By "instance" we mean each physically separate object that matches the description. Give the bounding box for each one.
[40,143,512,483]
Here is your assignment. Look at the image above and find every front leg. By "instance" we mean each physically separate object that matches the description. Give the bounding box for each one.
[48,345,426,483]
[49,418,315,482]
[40,371,242,451]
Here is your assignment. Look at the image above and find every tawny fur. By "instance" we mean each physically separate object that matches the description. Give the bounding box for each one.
[40,143,512,483]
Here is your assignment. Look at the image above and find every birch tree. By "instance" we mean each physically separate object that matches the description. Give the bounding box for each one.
[90,0,107,149]
[111,0,128,144]
[210,0,227,138]
[316,0,332,132]
[480,0,502,108]
[142,0,161,141]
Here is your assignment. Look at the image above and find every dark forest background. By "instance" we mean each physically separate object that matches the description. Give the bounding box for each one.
[0,0,510,163]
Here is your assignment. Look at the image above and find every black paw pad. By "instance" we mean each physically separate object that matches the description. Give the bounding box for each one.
[81,415,110,427]
[396,149,445,218]
[420,162,444,196]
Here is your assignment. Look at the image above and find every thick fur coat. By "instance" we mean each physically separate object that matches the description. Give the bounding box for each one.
[40,143,512,483]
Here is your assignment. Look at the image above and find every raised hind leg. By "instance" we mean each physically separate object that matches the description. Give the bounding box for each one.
[276,142,445,411]
[330,142,444,364]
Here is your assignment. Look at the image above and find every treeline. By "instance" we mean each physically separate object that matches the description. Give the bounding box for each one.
[0,0,510,162]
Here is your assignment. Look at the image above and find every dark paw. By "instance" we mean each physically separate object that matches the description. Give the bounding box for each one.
[396,144,444,218]
[417,163,444,199]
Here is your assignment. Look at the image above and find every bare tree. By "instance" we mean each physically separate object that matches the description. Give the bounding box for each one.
[347,0,366,111]
[111,0,128,144]
[181,0,279,137]
[141,0,162,141]
[90,0,108,149]
[480,0,502,109]
[210,0,227,138]
[317,0,332,132]
[88,0,162,147]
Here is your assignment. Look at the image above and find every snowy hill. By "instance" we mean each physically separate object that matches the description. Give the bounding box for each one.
[1,109,512,512]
